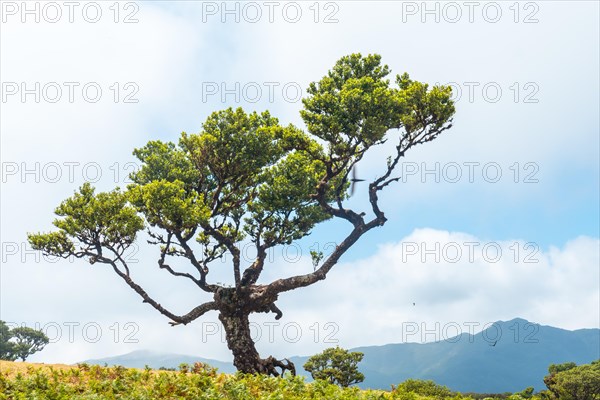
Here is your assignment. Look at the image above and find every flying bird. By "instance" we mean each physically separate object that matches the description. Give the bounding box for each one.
[350,167,365,196]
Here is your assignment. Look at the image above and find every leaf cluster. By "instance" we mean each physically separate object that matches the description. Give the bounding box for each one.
[28,183,144,261]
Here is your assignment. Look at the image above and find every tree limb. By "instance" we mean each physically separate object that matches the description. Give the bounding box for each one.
[168,302,220,326]
[94,254,217,325]
[266,224,367,295]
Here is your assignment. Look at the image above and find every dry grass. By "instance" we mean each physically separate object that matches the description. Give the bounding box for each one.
[0,360,76,378]
[0,360,193,378]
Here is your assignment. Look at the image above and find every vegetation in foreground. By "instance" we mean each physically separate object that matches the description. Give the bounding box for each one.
[0,360,480,399]
[1,359,598,399]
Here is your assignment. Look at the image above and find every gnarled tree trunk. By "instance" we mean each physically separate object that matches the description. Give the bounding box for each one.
[215,287,295,376]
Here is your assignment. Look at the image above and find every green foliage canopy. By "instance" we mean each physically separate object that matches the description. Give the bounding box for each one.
[26,54,456,368]
[28,183,143,263]
[29,55,454,284]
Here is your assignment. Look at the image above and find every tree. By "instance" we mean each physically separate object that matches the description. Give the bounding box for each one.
[393,379,454,397]
[28,53,455,375]
[0,321,17,361]
[543,360,600,400]
[303,346,365,387]
[0,321,49,361]
[11,327,50,362]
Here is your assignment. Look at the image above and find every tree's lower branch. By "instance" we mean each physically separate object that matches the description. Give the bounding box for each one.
[96,255,216,325]
[168,302,219,326]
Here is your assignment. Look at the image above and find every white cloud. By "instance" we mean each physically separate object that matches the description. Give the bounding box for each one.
[265,229,599,355]
[5,228,597,364]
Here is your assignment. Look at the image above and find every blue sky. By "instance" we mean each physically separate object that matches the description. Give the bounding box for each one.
[1,1,598,364]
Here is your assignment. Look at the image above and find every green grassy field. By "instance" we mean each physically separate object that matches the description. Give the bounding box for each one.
[0,360,542,399]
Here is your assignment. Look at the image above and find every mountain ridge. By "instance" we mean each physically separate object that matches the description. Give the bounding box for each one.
[82,318,599,393]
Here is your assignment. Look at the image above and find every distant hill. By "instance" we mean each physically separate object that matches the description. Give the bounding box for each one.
[84,349,237,374]
[83,318,599,393]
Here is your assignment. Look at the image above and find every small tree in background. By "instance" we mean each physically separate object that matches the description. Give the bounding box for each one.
[0,321,49,362]
[11,327,50,361]
[393,379,454,398]
[543,360,600,400]
[303,346,365,387]
[0,321,17,361]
